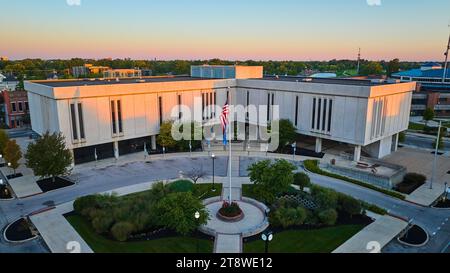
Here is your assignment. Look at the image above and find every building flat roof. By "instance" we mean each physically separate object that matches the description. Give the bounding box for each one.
[260,75,391,86]
[30,76,213,88]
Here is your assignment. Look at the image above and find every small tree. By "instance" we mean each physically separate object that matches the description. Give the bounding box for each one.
[293,172,311,191]
[185,167,206,184]
[155,192,208,235]
[423,108,435,125]
[0,129,10,155]
[4,140,22,175]
[157,121,177,151]
[247,159,297,204]
[25,132,73,182]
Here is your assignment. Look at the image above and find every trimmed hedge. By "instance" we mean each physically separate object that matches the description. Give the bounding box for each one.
[303,160,405,200]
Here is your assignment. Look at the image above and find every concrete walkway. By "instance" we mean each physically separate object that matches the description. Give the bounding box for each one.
[333,215,408,253]
[215,234,242,253]
[7,175,42,198]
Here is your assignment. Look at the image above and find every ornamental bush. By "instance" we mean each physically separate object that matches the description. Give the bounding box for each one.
[111,222,135,242]
[293,172,311,190]
[318,208,338,226]
[337,193,362,218]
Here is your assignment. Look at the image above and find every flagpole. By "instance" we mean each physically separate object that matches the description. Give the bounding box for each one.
[228,88,232,203]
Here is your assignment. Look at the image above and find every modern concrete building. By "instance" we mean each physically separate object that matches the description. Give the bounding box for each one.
[392,62,450,116]
[24,66,416,165]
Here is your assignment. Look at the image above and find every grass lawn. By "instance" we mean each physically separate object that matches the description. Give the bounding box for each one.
[66,214,214,253]
[193,183,222,199]
[244,225,365,253]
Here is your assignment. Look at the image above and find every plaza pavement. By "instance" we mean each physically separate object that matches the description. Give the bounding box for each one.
[1,152,449,253]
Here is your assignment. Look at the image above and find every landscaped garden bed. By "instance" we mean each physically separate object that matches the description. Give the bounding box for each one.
[394,173,426,194]
[241,159,377,253]
[36,177,75,192]
[67,180,212,253]
[0,184,13,199]
[4,218,36,242]
[66,213,214,253]
[398,225,428,246]
[434,198,450,208]
[6,173,23,180]
[217,201,244,222]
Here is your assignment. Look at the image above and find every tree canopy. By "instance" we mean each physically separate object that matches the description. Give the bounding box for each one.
[4,140,22,174]
[25,132,73,180]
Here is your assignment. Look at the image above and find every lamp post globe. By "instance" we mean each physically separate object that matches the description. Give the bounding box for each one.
[211,154,216,191]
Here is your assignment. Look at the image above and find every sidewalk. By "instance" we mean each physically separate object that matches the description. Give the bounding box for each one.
[332,215,408,253]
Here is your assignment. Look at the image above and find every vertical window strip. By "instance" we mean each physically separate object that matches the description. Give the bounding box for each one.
[267,93,271,121]
[322,99,327,131]
[117,100,123,133]
[295,96,299,126]
[70,103,79,140]
[312,98,316,129]
[328,100,333,132]
[158,96,163,125]
[111,100,117,135]
[317,98,322,130]
[178,94,182,119]
[78,103,85,139]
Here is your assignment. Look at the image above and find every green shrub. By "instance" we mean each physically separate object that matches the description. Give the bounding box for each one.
[293,172,311,190]
[271,207,307,228]
[168,180,194,193]
[74,195,103,216]
[318,208,338,226]
[303,160,405,200]
[111,222,135,242]
[311,185,338,209]
[337,194,362,218]
[91,212,114,234]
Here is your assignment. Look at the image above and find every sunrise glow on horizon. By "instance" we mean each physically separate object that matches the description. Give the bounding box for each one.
[1,0,450,61]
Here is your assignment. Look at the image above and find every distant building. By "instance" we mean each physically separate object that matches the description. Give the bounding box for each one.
[0,56,8,61]
[1,90,29,128]
[0,74,19,91]
[392,62,450,116]
[72,64,111,78]
[103,69,142,79]
[141,69,153,77]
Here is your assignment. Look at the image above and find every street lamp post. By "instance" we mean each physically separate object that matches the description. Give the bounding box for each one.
[194,211,200,253]
[431,121,442,190]
[189,141,192,157]
[444,182,448,201]
[7,162,12,176]
[261,231,273,254]
[292,142,297,160]
[211,154,216,192]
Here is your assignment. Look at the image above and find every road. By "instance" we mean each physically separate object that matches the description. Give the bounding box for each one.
[0,156,449,253]
[403,134,450,152]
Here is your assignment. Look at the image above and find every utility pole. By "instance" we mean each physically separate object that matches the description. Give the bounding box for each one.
[442,30,450,84]
[357,48,361,76]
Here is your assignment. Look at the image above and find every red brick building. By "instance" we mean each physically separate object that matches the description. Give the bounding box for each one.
[1,90,29,128]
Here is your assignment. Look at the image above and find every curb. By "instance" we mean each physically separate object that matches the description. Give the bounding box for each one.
[2,217,39,244]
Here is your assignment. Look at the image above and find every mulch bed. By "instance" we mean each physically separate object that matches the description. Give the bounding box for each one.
[37,177,75,192]
[6,173,23,180]
[0,185,12,199]
[434,198,450,208]
[4,218,34,242]
[399,225,428,245]
[395,181,425,194]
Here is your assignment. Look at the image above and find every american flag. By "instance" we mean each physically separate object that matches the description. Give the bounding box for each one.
[220,100,229,145]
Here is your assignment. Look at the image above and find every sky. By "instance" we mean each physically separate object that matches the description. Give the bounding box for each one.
[1,0,450,61]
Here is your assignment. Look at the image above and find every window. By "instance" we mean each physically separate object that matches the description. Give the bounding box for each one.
[317,98,321,130]
[202,93,205,120]
[322,99,327,131]
[111,101,117,135]
[18,102,23,112]
[311,98,316,129]
[267,93,271,121]
[328,100,333,132]
[246,91,250,119]
[158,96,163,125]
[11,102,16,112]
[117,100,123,133]
[78,103,85,139]
[25,102,29,111]
[70,104,78,140]
[210,92,213,118]
[213,92,217,117]
[178,94,182,119]
[295,96,299,126]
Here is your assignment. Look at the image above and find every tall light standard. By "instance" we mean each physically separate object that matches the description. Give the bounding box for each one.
[194,211,200,253]
[444,182,448,201]
[7,162,12,176]
[189,140,192,157]
[211,154,216,192]
[431,121,442,190]
[261,231,273,254]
